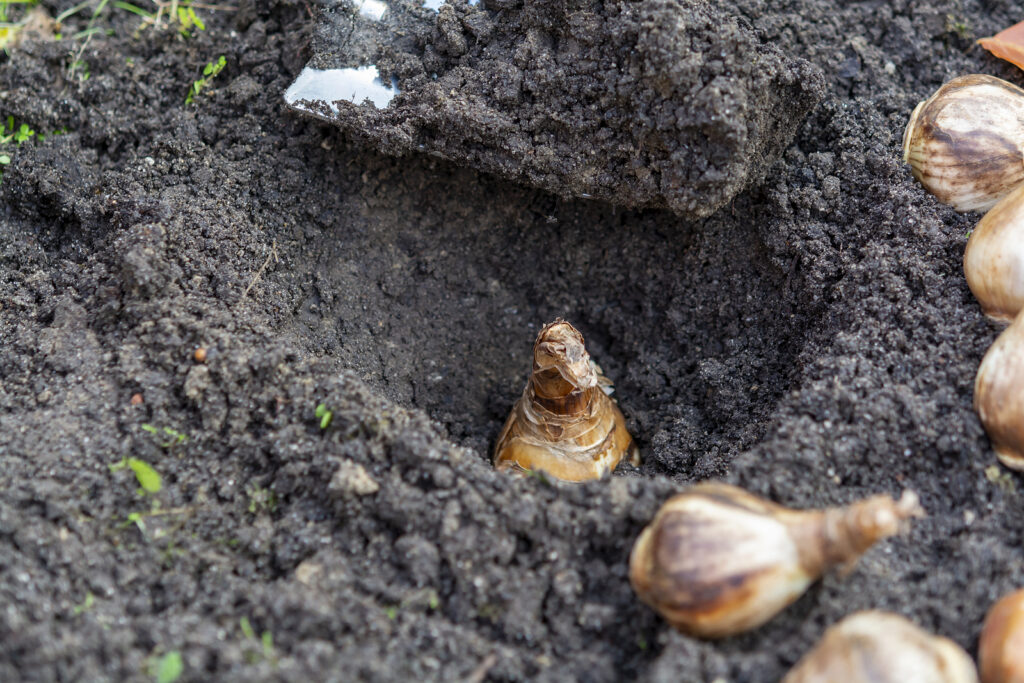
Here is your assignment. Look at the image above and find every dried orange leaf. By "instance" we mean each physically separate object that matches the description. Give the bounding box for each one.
[979,20,1024,71]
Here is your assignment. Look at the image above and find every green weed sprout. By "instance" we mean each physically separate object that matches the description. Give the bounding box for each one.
[185,55,226,105]
[174,5,203,36]
[246,484,277,514]
[155,651,183,683]
[239,617,276,665]
[109,456,162,494]
[0,116,66,183]
[72,591,95,616]
[62,0,114,85]
[113,0,214,38]
[141,423,187,448]
[0,117,39,145]
[315,403,333,429]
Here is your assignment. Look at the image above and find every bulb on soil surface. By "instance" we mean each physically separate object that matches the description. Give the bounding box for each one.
[979,588,1024,683]
[975,313,1024,471]
[964,182,1024,322]
[628,483,924,638]
[903,74,1024,212]
[783,611,978,683]
[493,319,638,482]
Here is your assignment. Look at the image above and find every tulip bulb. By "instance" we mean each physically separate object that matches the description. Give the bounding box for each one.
[979,588,1024,683]
[628,483,923,638]
[783,611,978,683]
[903,74,1024,212]
[964,182,1024,321]
[974,313,1024,471]
[493,319,638,482]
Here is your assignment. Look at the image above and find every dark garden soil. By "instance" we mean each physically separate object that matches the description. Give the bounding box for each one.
[1,0,1023,681]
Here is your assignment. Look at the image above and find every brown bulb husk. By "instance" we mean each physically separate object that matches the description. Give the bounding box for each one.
[964,182,1024,322]
[974,312,1024,471]
[493,319,638,482]
[783,611,978,683]
[979,588,1024,683]
[903,74,1024,212]
[628,483,923,638]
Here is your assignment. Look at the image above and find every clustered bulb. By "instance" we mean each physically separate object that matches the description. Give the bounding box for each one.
[979,588,1024,683]
[903,74,1024,212]
[964,181,1024,322]
[974,314,1024,471]
[782,611,978,683]
[627,483,923,638]
[904,74,1024,471]
[493,319,638,482]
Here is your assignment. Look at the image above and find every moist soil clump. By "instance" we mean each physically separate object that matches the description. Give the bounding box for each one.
[0,0,1022,681]
[293,0,823,219]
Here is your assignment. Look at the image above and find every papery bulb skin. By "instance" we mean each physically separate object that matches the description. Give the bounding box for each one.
[979,588,1024,683]
[783,611,978,683]
[903,74,1024,212]
[493,319,638,482]
[964,182,1024,322]
[628,483,923,638]
[975,313,1024,471]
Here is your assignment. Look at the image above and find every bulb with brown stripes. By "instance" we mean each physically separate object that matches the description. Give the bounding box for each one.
[903,74,1024,212]
[784,611,977,683]
[628,483,924,638]
[493,319,639,482]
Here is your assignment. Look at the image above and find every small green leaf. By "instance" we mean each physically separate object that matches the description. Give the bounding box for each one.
[156,651,183,683]
[73,591,95,615]
[261,630,273,656]
[239,616,256,640]
[162,427,187,446]
[315,403,333,429]
[384,606,397,620]
[0,155,11,165]
[121,511,146,532]
[14,123,34,143]
[127,457,162,493]
[113,1,153,17]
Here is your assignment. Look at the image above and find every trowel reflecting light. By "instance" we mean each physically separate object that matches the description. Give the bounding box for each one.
[357,0,387,20]
[423,0,479,9]
[284,66,399,112]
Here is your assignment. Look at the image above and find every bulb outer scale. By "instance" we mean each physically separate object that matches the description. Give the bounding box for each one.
[494,320,638,482]
[965,182,1024,322]
[903,74,1024,212]
[783,611,978,683]
[975,313,1024,471]
[628,483,922,638]
[979,588,1024,683]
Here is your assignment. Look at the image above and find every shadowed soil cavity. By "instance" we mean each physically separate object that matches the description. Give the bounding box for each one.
[1,0,1023,681]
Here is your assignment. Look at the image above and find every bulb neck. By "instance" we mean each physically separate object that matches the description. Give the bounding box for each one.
[792,492,921,576]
